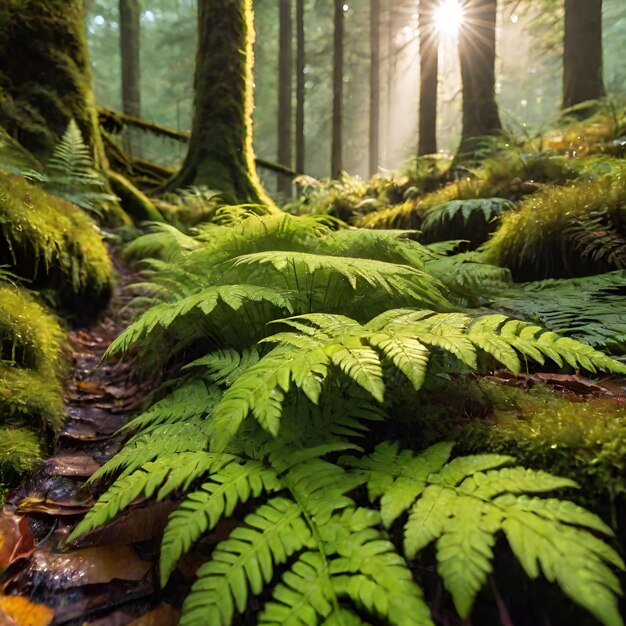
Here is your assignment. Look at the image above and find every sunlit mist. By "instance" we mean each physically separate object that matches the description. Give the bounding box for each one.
[434,0,464,37]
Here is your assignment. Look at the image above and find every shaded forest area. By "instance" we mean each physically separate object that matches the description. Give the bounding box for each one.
[0,1,625,625]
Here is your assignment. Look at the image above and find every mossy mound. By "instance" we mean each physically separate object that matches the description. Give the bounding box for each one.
[0,283,67,493]
[0,172,113,311]
[459,382,626,511]
[483,171,626,280]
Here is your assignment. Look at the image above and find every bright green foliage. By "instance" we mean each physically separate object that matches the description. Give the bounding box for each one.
[347,442,624,626]
[71,210,626,625]
[484,171,626,279]
[0,171,113,305]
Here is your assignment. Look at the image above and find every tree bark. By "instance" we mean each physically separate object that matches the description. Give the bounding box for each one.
[562,0,605,111]
[0,0,106,166]
[164,0,275,209]
[278,0,292,197]
[295,0,305,175]
[457,0,502,157]
[369,0,380,177]
[418,0,439,156]
[119,0,142,156]
[332,0,344,179]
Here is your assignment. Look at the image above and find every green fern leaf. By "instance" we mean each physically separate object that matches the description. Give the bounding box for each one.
[160,460,282,585]
[180,498,312,626]
[68,452,232,542]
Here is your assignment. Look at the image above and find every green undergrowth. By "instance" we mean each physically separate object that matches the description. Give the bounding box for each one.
[0,171,113,311]
[484,167,626,280]
[70,212,626,626]
[0,282,66,490]
[460,382,626,512]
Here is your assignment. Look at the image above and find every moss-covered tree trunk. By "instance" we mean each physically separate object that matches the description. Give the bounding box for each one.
[457,0,502,158]
[165,0,275,209]
[0,0,105,166]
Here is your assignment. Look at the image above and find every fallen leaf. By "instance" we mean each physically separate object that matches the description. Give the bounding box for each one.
[45,455,101,478]
[11,546,150,589]
[0,595,53,626]
[0,515,34,572]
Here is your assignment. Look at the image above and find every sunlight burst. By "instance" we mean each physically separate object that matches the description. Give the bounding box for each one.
[433,0,464,37]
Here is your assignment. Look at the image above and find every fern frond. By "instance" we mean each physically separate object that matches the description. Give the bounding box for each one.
[105,284,294,358]
[90,420,209,481]
[120,378,222,433]
[67,451,234,542]
[347,443,624,624]
[160,460,282,585]
[180,498,313,626]
[184,348,261,386]
[421,197,514,235]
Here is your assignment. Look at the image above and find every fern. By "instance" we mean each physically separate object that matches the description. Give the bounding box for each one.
[346,442,625,625]
[421,197,514,234]
[493,271,626,354]
[41,120,116,214]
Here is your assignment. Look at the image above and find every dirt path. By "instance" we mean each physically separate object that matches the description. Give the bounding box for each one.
[0,255,179,625]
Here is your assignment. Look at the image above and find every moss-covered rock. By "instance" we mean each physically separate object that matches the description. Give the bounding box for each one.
[0,172,113,312]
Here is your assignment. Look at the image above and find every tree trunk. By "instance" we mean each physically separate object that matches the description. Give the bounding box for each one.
[332,0,344,179]
[119,0,142,157]
[418,0,439,156]
[562,0,605,111]
[369,0,380,177]
[457,0,502,157]
[0,0,106,166]
[277,0,292,197]
[295,0,305,175]
[165,0,275,209]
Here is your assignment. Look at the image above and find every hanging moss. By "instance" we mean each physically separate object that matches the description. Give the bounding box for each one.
[483,170,626,279]
[0,172,113,310]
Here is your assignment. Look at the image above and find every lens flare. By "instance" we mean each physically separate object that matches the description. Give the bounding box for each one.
[434,0,464,37]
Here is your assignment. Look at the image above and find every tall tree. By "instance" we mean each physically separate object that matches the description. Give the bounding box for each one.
[332,0,344,178]
[119,0,142,156]
[0,0,105,164]
[457,0,502,157]
[369,0,380,176]
[295,0,305,174]
[418,0,439,155]
[165,0,275,208]
[278,0,293,196]
[562,0,605,110]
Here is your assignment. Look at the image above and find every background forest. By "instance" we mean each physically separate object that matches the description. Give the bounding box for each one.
[0,0,625,625]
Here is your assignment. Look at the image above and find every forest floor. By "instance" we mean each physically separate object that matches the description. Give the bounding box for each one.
[0,252,180,625]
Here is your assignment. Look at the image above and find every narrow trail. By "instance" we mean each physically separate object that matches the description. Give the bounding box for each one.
[0,253,179,625]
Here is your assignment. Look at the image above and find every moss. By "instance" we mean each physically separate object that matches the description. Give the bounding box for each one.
[483,169,626,279]
[458,382,626,508]
[0,172,113,310]
[0,365,64,433]
[0,425,42,485]
[108,171,163,223]
[0,283,65,377]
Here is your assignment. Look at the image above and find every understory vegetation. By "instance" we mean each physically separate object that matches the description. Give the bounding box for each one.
[1,101,626,624]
